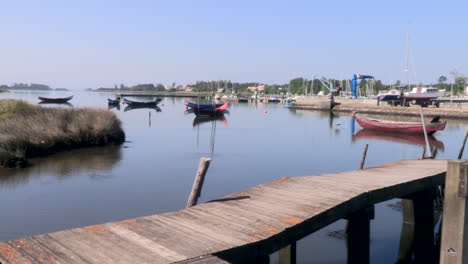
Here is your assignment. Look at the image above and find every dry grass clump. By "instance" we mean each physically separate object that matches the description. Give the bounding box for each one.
[0,100,125,167]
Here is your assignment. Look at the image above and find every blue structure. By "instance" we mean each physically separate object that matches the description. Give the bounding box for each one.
[351,74,374,98]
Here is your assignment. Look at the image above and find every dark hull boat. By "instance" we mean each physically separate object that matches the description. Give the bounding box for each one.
[38,95,73,103]
[124,105,161,112]
[187,103,229,117]
[185,102,225,110]
[353,112,446,135]
[124,98,162,107]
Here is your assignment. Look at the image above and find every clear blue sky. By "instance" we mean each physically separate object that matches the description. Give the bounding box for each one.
[0,0,466,89]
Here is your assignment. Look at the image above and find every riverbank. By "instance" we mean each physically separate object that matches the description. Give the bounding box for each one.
[0,100,125,167]
[290,96,468,119]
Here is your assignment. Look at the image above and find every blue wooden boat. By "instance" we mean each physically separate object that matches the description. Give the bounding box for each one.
[185,102,225,110]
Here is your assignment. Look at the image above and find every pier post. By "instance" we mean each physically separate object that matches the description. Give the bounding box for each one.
[279,242,296,264]
[411,188,436,263]
[440,160,468,264]
[397,199,415,263]
[397,189,436,263]
[186,157,211,207]
[346,207,373,264]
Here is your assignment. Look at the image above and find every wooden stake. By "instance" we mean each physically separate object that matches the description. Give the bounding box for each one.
[360,144,369,169]
[419,106,432,158]
[457,130,468,159]
[187,157,211,207]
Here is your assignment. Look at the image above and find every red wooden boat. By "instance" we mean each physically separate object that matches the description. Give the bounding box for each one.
[352,112,446,135]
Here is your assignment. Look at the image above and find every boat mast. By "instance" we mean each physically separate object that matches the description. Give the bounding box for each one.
[404,31,410,91]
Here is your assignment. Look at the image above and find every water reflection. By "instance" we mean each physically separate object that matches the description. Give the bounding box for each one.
[108,103,120,110]
[38,102,74,108]
[352,129,445,151]
[0,146,122,188]
[192,113,228,127]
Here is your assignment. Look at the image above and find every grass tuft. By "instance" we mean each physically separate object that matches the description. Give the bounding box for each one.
[0,100,125,167]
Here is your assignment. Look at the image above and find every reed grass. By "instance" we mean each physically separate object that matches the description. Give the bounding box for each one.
[0,100,125,167]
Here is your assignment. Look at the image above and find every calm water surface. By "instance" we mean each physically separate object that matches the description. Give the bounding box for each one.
[0,91,466,263]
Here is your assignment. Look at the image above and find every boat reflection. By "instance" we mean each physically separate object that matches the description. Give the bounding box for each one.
[108,103,121,110]
[193,114,228,127]
[38,102,74,108]
[352,129,445,151]
[124,105,162,112]
[0,146,122,189]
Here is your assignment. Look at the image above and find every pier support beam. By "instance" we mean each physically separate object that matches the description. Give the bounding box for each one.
[397,199,415,263]
[279,242,296,264]
[397,189,436,263]
[440,160,468,264]
[411,189,436,263]
[346,207,373,264]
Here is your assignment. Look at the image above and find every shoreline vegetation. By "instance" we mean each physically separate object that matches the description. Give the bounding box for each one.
[0,83,68,91]
[0,100,125,168]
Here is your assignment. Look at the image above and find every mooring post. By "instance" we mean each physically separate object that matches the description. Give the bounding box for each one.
[346,207,372,264]
[457,130,468,159]
[186,157,211,208]
[279,242,296,264]
[360,144,369,169]
[419,106,432,158]
[440,160,468,264]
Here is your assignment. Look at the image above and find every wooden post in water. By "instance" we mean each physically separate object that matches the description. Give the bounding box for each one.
[397,199,415,262]
[279,242,296,264]
[186,157,211,208]
[360,144,369,169]
[411,188,436,263]
[347,207,372,264]
[440,160,468,264]
[457,130,468,159]
[419,106,432,158]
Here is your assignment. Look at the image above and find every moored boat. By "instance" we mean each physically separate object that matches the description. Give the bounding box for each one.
[187,102,229,117]
[352,112,446,135]
[38,95,74,103]
[403,87,441,100]
[124,98,162,107]
[185,102,225,110]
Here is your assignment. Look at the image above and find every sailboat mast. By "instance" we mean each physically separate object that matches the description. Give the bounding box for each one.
[404,31,410,91]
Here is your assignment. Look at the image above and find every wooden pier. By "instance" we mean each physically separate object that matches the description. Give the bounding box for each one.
[0,159,447,263]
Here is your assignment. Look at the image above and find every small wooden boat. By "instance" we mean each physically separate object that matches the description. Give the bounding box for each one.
[124,98,162,107]
[185,102,225,110]
[38,95,73,103]
[352,112,446,135]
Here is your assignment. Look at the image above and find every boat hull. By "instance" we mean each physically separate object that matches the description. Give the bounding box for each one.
[124,98,162,107]
[353,113,446,135]
[38,95,73,103]
[185,102,225,110]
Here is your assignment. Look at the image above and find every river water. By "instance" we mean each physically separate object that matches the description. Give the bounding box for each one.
[0,91,466,263]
